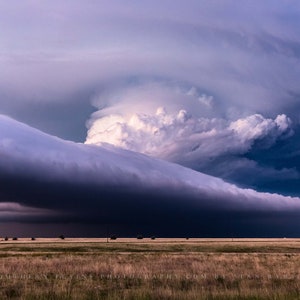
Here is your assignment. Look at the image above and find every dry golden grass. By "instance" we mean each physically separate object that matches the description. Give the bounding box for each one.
[0,238,300,299]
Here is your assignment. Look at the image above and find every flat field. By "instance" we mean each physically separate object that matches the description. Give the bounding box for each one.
[1,238,300,299]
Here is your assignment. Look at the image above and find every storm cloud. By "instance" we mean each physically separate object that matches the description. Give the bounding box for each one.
[1,1,300,121]
[1,1,300,235]
[1,115,300,236]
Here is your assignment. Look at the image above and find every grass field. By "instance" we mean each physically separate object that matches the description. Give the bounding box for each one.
[1,238,300,299]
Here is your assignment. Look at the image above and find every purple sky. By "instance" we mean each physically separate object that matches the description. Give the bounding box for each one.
[1,1,300,236]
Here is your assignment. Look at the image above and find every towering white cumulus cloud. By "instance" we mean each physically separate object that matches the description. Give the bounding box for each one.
[85,82,293,168]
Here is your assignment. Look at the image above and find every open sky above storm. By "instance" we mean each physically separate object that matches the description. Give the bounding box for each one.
[1,1,300,236]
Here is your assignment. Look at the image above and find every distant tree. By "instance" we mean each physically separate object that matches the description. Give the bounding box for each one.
[4,237,8,241]
[110,235,117,240]
[12,237,18,241]
[151,236,156,240]
[31,237,36,241]
[59,235,65,240]
[137,235,143,240]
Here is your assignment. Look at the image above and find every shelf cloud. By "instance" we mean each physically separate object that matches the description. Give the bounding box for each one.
[1,115,300,236]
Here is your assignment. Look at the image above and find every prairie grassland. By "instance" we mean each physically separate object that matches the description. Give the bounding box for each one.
[0,238,300,299]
